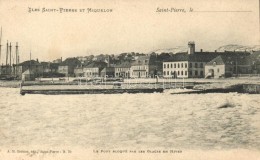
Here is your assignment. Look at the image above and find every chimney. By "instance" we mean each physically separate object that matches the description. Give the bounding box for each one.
[188,41,195,54]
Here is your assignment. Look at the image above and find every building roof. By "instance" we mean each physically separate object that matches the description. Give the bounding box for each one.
[18,60,42,66]
[114,61,132,68]
[131,56,150,66]
[101,67,115,73]
[250,51,260,61]
[84,61,107,68]
[206,55,251,66]
[60,58,81,66]
[164,51,250,63]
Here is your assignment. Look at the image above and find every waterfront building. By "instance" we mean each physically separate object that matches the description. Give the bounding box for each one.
[130,56,149,78]
[83,61,107,78]
[58,58,81,77]
[163,42,251,78]
[205,55,252,78]
[130,55,158,78]
[250,51,260,74]
[16,60,43,80]
[0,65,12,76]
[163,52,215,78]
[74,67,84,77]
[100,67,115,77]
[114,61,131,78]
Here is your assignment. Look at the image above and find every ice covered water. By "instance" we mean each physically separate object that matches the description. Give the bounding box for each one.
[0,88,259,150]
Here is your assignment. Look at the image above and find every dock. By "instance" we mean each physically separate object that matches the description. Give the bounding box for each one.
[19,82,165,95]
[20,88,164,95]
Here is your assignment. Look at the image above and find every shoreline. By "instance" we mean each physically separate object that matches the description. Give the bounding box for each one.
[1,78,260,94]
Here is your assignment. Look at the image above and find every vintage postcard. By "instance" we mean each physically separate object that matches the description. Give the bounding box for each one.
[0,0,259,159]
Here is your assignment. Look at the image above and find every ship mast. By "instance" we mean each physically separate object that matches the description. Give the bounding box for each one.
[0,27,2,66]
[15,42,18,76]
[9,42,12,74]
[30,50,31,79]
[6,41,8,66]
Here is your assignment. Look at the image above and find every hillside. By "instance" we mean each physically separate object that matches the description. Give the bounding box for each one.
[150,44,260,54]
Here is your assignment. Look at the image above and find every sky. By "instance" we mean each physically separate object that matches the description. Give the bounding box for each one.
[0,0,259,63]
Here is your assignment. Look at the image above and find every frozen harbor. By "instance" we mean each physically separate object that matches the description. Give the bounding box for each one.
[0,88,259,150]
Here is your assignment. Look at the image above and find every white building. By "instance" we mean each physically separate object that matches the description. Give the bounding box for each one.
[130,56,150,78]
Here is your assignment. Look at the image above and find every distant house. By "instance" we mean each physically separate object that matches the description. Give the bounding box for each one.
[40,62,62,77]
[250,51,260,74]
[83,61,107,78]
[0,65,12,76]
[130,56,150,78]
[74,67,84,77]
[16,60,43,80]
[100,67,115,77]
[58,58,81,77]
[205,56,234,78]
[205,55,252,78]
[114,62,131,78]
[53,58,62,63]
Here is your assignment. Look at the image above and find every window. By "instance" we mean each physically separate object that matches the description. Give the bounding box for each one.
[178,63,180,68]
[167,71,169,75]
[200,71,203,76]
[164,64,166,68]
[195,63,198,68]
[181,71,183,75]
[181,63,183,68]
[189,63,192,68]
[200,63,203,68]
[171,64,173,68]
[178,71,180,75]
[167,64,169,68]
[195,71,198,76]
[174,64,176,68]
[217,68,220,72]
[189,71,192,76]
[185,71,187,75]
[185,63,187,68]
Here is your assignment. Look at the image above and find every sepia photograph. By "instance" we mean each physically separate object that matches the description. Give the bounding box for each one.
[0,0,259,159]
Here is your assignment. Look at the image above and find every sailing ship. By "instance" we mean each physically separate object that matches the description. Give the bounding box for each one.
[0,27,20,80]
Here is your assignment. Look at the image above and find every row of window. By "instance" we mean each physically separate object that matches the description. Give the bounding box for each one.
[85,72,98,75]
[164,63,187,69]
[132,71,148,76]
[115,73,128,76]
[132,66,148,70]
[163,63,204,69]
[164,71,188,76]
[163,70,204,76]
[116,68,129,72]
